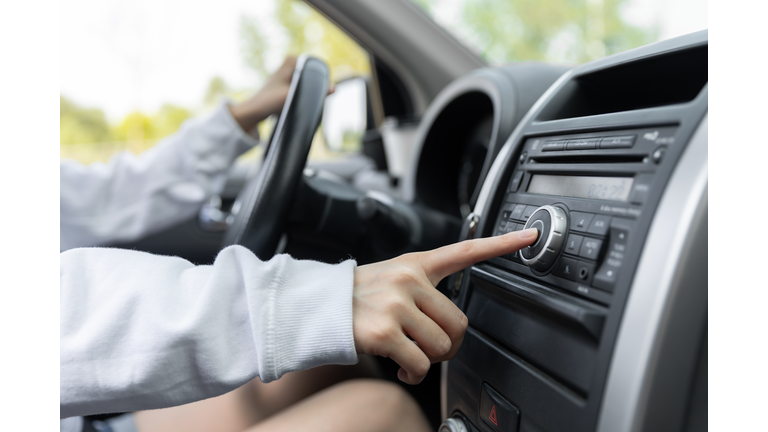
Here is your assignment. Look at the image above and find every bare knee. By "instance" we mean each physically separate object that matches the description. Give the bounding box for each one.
[329,379,429,432]
[249,378,430,432]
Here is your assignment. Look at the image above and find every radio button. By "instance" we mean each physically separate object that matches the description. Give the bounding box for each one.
[554,256,595,284]
[498,213,510,228]
[600,135,636,149]
[553,256,579,280]
[566,138,598,150]
[498,203,516,227]
[652,146,666,164]
[520,205,569,274]
[579,238,604,260]
[592,224,630,292]
[522,205,538,220]
[480,384,520,432]
[521,215,551,259]
[612,226,629,245]
[565,234,584,255]
[587,215,611,236]
[510,204,526,221]
[542,140,566,151]
[508,170,525,192]
[593,266,618,291]
[630,174,654,205]
[570,212,595,232]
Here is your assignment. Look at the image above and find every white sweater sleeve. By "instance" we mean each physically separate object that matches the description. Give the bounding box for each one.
[60,245,358,419]
[60,102,258,251]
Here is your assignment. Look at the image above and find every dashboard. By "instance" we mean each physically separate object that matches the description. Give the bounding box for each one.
[438,30,707,432]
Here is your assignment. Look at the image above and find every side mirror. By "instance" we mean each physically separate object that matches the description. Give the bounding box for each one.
[322,77,367,152]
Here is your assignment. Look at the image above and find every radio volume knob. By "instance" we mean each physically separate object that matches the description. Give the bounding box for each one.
[520,205,569,274]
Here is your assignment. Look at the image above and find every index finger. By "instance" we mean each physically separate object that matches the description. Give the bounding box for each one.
[418,228,539,286]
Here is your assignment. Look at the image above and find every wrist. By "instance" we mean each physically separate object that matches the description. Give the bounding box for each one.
[229,95,271,133]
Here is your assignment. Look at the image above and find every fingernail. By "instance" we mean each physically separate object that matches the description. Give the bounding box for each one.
[520,228,539,240]
[397,368,411,384]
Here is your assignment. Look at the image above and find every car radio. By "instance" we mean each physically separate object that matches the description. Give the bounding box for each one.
[488,125,677,304]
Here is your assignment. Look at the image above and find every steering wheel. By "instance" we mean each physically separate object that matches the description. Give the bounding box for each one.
[222,55,329,260]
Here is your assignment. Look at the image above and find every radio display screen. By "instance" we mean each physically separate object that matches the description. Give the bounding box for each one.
[527,174,634,202]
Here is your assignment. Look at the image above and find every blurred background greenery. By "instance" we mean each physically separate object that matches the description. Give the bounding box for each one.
[61,0,658,165]
[413,0,656,65]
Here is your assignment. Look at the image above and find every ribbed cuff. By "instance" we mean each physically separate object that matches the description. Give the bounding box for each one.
[261,255,358,382]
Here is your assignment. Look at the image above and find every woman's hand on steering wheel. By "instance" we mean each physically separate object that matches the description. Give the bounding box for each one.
[229,56,299,135]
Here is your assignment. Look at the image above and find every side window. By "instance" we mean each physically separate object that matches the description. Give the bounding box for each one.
[60,0,369,165]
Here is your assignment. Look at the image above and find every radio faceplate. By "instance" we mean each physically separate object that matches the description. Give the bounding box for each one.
[488,126,677,304]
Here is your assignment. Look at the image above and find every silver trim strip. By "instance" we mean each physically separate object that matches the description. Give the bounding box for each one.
[596,114,708,432]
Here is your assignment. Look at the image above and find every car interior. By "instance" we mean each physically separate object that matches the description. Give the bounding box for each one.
[101,1,708,431]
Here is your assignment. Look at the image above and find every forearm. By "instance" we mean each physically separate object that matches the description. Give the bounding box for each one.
[60,102,258,250]
[60,245,357,418]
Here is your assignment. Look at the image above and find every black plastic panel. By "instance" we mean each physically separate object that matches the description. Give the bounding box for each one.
[467,275,600,396]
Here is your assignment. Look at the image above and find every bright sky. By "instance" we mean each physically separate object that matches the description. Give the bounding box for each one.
[60,0,287,121]
[622,0,708,38]
[60,0,708,122]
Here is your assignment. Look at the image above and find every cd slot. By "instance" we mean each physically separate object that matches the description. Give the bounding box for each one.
[530,154,646,164]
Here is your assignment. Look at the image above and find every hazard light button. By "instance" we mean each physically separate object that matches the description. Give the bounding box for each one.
[480,383,520,432]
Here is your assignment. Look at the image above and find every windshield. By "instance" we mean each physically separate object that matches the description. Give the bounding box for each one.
[411,0,707,65]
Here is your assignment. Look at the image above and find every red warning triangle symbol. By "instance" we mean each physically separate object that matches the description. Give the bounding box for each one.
[489,404,498,426]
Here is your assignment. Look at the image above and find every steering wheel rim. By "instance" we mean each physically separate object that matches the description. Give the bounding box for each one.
[222,55,329,260]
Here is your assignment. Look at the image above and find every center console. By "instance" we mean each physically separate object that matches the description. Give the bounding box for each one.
[441,31,708,432]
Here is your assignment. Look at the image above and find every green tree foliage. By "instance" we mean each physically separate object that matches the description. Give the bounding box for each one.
[152,104,193,139]
[417,0,656,65]
[60,96,192,163]
[60,96,114,145]
[237,0,372,159]
[204,76,232,107]
[240,15,270,79]
[112,105,192,144]
[239,0,370,84]
[275,0,370,82]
